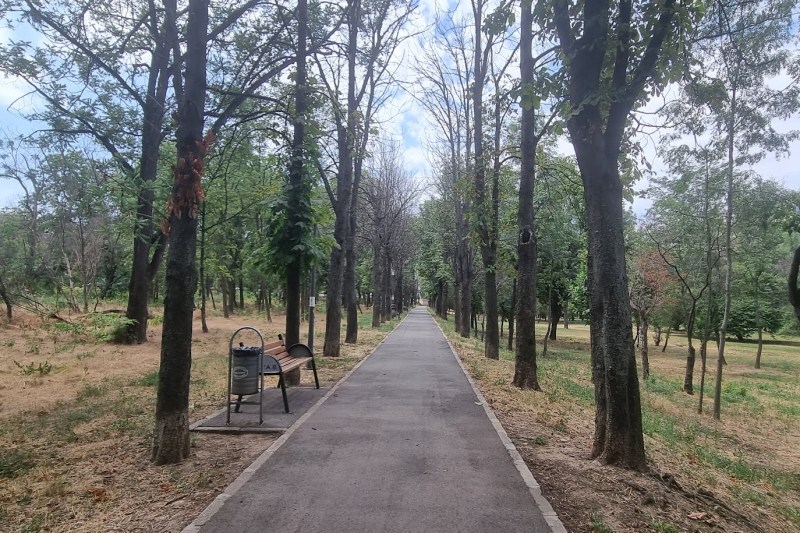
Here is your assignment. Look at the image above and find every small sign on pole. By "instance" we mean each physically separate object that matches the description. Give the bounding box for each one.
[309,296,316,308]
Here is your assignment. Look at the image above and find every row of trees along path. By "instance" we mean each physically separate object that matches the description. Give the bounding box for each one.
[1,0,798,470]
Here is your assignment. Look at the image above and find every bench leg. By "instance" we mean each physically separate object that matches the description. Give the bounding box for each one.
[311,358,320,389]
[278,374,290,413]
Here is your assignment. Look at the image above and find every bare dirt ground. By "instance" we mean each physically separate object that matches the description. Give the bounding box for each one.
[2,307,798,532]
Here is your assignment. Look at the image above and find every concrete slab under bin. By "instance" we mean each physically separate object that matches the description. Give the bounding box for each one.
[191,386,329,434]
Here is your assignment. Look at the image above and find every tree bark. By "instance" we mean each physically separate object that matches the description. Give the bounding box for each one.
[640,312,649,381]
[199,204,208,333]
[285,0,308,349]
[371,243,383,327]
[512,0,539,390]
[0,275,12,321]
[124,3,174,343]
[323,0,358,358]
[507,276,516,351]
[684,305,697,394]
[549,290,562,340]
[151,0,208,465]
[582,163,645,470]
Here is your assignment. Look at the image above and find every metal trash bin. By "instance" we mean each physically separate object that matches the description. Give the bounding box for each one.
[230,346,261,395]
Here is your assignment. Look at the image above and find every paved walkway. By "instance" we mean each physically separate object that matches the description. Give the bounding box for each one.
[184,307,564,533]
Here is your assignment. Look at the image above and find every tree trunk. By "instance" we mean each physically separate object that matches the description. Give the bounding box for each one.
[571,133,645,470]
[344,239,358,343]
[459,253,472,337]
[683,305,697,394]
[344,157,362,343]
[0,275,12,321]
[662,328,671,352]
[124,7,173,343]
[789,246,800,323]
[483,268,499,359]
[284,0,308,349]
[697,290,712,413]
[199,204,209,333]
[512,0,539,390]
[549,290,562,341]
[640,312,649,381]
[324,0,359,357]
[151,0,208,465]
[507,276,516,351]
[755,287,763,369]
[221,275,230,318]
[371,243,382,327]
[383,254,393,320]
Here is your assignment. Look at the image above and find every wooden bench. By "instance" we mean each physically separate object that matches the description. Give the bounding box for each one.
[234,335,319,414]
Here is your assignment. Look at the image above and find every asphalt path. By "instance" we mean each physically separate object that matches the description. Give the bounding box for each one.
[186,307,563,532]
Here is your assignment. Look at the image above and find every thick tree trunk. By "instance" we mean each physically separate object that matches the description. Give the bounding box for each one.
[344,158,362,343]
[507,276,516,351]
[383,255,393,320]
[285,0,308,349]
[512,0,539,390]
[572,135,645,470]
[151,0,208,465]
[459,253,472,337]
[324,244,345,357]
[323,5,358,357]
[483,267,499,359]
[344,237,358,343]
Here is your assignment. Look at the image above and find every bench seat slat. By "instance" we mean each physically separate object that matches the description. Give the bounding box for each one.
[264,346,289,357]
[278,357,312,373]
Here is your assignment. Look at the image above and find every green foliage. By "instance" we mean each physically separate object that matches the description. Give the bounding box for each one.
[13,360,53,376]
[130,371,159,387]
[44,321,86,336]
[696,448,799,491]
[0,449,34,479]
[779,506,800,527]
[650,518,680,533]
[76,384,106,402]
[589,515,613,533]
[85,313,138,344]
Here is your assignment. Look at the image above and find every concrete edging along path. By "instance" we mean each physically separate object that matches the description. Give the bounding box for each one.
[183,307,566,532]
[432,316,567,533]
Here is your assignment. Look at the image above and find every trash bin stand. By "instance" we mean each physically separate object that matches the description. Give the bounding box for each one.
[227,326,265,425]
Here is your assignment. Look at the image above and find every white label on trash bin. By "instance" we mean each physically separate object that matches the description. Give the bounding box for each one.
[309,296,316,307]
[232,366,249,379]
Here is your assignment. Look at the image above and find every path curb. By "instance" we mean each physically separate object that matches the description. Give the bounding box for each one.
[432,313,568,533]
